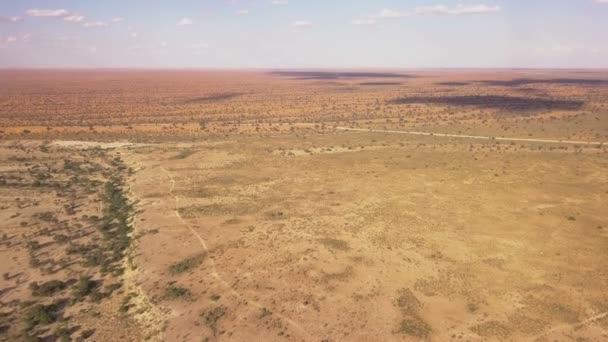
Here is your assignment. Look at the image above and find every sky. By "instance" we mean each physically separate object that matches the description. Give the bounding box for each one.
[0,0,607,69]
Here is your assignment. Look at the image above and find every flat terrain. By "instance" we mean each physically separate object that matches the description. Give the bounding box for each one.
[1,70,607,341]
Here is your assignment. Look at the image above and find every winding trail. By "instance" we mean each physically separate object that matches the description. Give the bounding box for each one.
[528,310,608,341]
[335,127,606,146]
[159,166,311,341]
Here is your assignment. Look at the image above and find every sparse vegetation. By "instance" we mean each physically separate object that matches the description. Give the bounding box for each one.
[1,69,607,341]
[30,280,66,297]
[201,306,226,336]
[24,303,57,329]
[169,253,206,275]
[397,316,432,338]
[165,285,191,300]
[73,275,97,299]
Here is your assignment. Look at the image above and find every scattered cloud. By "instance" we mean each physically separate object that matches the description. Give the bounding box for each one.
[594,0,608,3]
[292,20,312,28]
[88,46,97,54]
[26,9,70,17]
[177,17,193,26]
[111,17,125,23]
[237,9,250,15]
[272,0,288,5]
[83,21,108,28]
[0,16,23,23]
[64,15,85,23]
[372,8,409,19]
[414,4,500,15]
[53,35,80,47]
[356,4,500,24]
[1,33,32,48]
[130,32,139,39]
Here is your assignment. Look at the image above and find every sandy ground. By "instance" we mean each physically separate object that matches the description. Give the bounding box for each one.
[117,131,608,341]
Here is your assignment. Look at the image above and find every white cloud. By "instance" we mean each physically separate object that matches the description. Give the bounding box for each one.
[64,15,85,23]
[594,0,608,3]
[292,20,312,28]
[177,18,193,26]
[111,17,125,23]
[0,16,23,23]
[237,9,250,15]
[414,4,500,15]
[83,21,108,28]
[372,8,409,19]
[357,4,500,23]
[130,32,139,39]
[26,9,70,17]
[272,0,288,5]
[0,34,33,48]
[88,46,97,54]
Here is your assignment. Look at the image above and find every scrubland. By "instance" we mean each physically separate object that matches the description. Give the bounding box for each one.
[1,69,607,341]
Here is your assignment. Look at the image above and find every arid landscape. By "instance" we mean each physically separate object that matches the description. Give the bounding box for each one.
[1,69,607,342]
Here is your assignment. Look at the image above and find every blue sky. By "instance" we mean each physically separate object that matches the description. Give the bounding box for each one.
[0,0,606,68]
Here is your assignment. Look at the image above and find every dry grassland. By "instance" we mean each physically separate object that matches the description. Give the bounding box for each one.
[1,70,607,341]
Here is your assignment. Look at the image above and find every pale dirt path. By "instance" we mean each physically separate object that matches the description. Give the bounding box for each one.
[159,166,311,341]
[335,127,606,146]
[528,310,608,341]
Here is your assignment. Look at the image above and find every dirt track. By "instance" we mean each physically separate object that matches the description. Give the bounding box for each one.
[335,127,606,146]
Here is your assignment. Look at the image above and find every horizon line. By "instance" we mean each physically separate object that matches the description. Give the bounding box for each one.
[1,67,608,72]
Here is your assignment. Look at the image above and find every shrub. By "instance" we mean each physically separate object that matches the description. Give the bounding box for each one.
[24,304,57,329]
[54,326,71,342]
[30,280,66,296]
[165,285,191,300]
[201,306,226,335]
[169,253,206,275]
[73,276,96,299]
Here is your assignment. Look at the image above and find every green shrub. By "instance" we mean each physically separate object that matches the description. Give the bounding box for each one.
[24,304,57,329]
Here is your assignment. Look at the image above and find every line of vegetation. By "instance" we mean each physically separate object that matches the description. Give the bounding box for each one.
[169,253,207,275]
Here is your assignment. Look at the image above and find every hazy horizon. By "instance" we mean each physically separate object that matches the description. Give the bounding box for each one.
[1,67,608,71]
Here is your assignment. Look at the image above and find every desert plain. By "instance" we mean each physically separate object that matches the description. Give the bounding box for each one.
[0,69,607,341]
